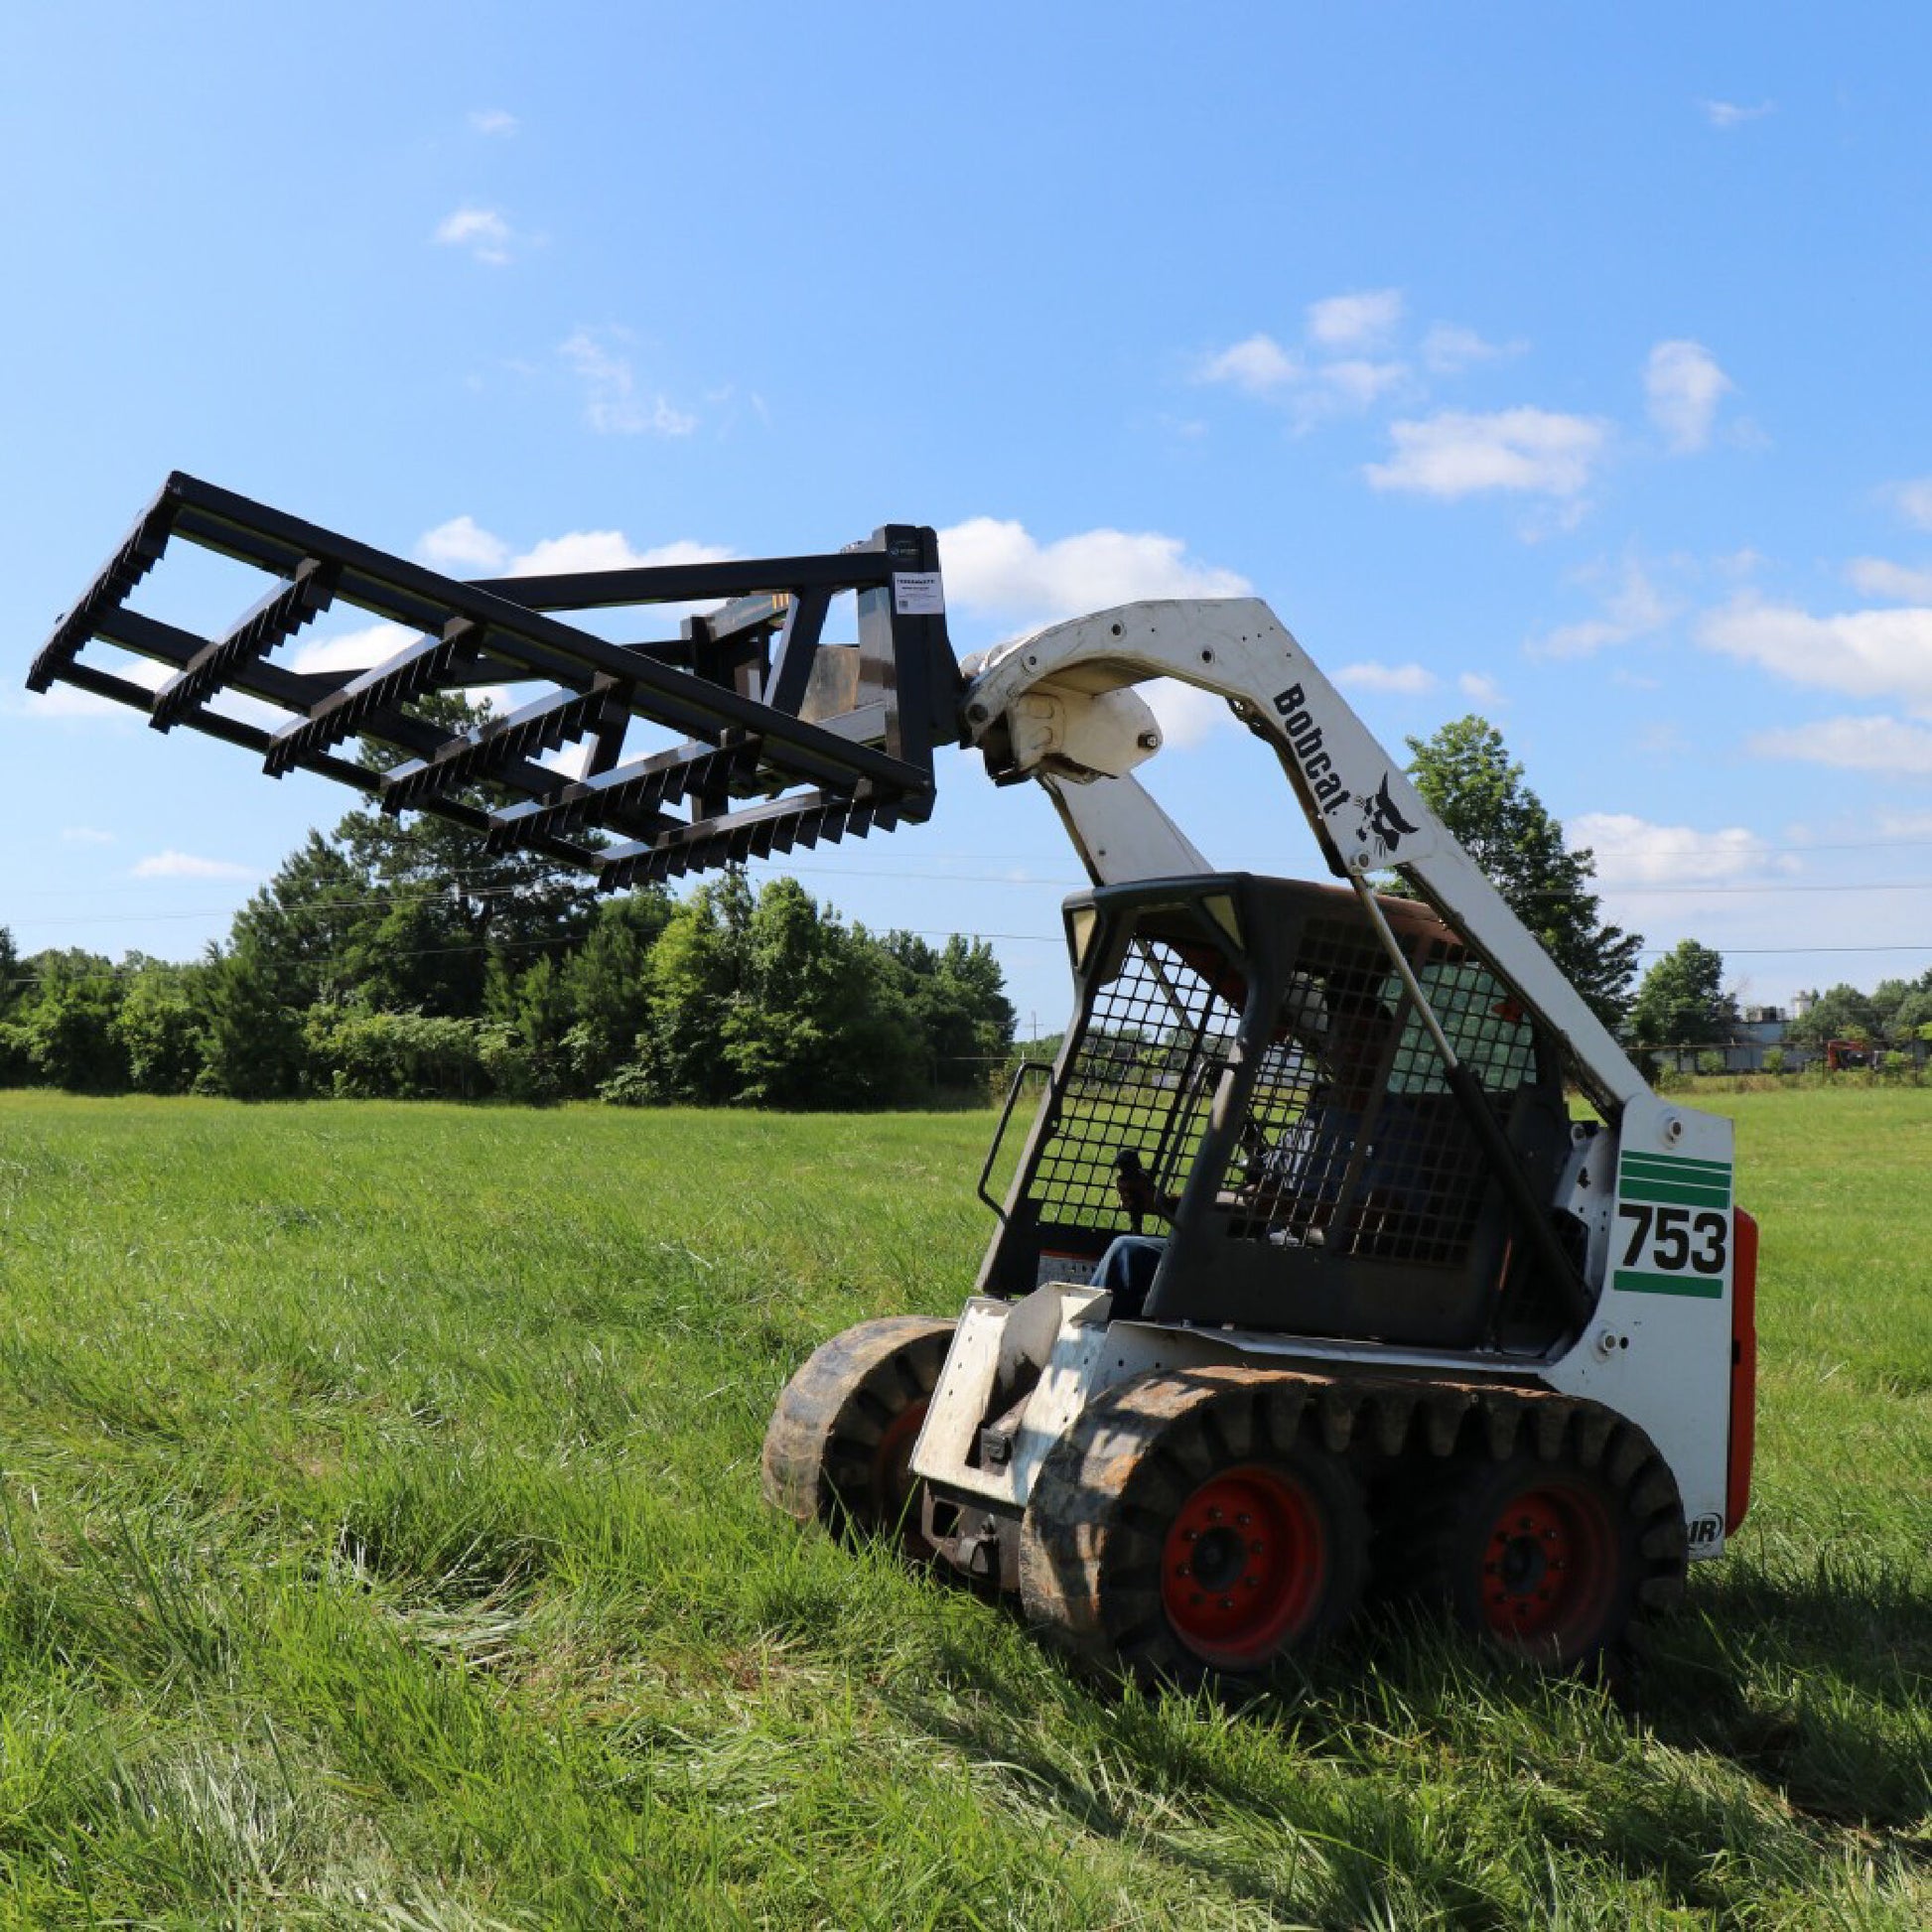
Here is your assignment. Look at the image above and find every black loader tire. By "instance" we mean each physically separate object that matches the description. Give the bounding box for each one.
[761,1315,956,1556]
[1018,1366,1370,1694]
[1402,1405,1687,1670]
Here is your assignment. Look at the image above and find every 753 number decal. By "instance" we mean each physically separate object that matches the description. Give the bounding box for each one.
[1617,1202,1728,1277]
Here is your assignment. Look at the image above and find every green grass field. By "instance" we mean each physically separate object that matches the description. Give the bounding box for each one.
[0,1088,1924,1928]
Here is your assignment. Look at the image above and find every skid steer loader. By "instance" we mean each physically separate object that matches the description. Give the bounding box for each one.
[27,475,1756,1687]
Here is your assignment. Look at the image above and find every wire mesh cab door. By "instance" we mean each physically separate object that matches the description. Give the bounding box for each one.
[974,880,1261,1299]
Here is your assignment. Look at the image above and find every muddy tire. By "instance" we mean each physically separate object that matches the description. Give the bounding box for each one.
[761,1316,956,1555]
[1018,1366,1370,1693]
[1402,1409,1686,1669]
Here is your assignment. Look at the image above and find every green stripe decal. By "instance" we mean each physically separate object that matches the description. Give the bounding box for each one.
[1620,1178,1731,1207]
[1620,1154,1731,1180]
[1613,1269,1725,1299]
[1619,1152,1731,1208]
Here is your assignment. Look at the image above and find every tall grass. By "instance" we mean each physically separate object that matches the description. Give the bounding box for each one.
[0,1089,1923,1927]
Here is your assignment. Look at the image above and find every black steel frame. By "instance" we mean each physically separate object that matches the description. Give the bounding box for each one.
[27,474,960,887]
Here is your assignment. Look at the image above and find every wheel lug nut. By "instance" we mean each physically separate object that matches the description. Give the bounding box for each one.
[1183,1529,1197,1542]
[1243,1575,1259,1588]
[1236,1514,1251,1527]
[1207,1508,1222,1522]
[1249,1540,1264,1555]
[1175,1565,1190,1579]
[1189,1591,1203,1606]
[1220,1597,1235,1610]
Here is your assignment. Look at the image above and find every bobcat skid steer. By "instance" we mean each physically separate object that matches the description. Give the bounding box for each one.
[29,476,1755,1688]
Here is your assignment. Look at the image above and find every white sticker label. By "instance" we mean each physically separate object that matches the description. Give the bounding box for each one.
[893,571,945,616]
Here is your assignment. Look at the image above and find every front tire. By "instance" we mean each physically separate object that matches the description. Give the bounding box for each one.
[1019,1367,1369,1693]
[761,1315,955,1555]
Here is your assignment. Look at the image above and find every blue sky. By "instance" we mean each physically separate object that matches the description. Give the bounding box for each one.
[5,4,1932,1035]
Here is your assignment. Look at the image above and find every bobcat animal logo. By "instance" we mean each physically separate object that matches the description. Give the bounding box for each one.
[1354,773,1419,860]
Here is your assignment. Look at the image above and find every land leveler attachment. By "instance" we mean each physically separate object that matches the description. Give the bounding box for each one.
[28,473,958,885]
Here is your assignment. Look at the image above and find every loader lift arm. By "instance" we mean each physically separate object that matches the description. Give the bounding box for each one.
[958,601,1651,1123]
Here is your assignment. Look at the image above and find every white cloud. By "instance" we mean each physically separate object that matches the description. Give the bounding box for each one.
[1421,323,1523,374]
[1307,288,1403,348]
[1568,812,1785,887]
[1364,408,1608,500]
[23,686,128,720]
[1702,99,1775,130]
[938,519,1251,751]
[1196,333,1301,395]
[1530,557,1672,659]
[61,826,114,843]
[131,851,257,882]
[17,653,167,720]
[1457,671,1505,705]
[1319,358,1409,408]
[937,518,1250,621]
[1747,715,1932,776]
[1885,479,1932,531]
[411,514,734,585]
[560,328,696,435]
[1142,682,1232,751]
[469,108,518,136]
[1333,661,1438,695]
[418,515,510,573]
[1645,340,1732,454]
[290,621,415,675]
[507,532,731,578]
[1698,595,1932,715]
[433,206,516,267]
[1846,557,1932,603]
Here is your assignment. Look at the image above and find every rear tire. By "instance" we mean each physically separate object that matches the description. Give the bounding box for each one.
[761,1315,955,1556]
[1404,1418,1685,1669]
[1019,1366,1369,1694]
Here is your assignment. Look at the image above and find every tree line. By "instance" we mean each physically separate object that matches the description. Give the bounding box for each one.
[0,805,1014,1108]
[1623,938,1932,1053]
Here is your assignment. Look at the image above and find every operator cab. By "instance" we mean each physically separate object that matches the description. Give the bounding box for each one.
[978,873,1578,1355]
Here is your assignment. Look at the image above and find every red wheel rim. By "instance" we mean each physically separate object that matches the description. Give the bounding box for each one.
[1477,1480,1614,1649]
[1160,1464,1327,1667]
[870,1400,931,1545]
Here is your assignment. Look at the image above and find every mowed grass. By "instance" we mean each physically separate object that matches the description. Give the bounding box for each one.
[0,1089,1923,1929]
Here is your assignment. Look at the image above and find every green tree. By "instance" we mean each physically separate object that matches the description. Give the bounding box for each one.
[1401,717,1643,1029]
[561,892,674,1092]
[198,835,363,1096]
[112,956,208,1093]
[1786,984,1880,1050]
[640,871,756,1103]
[1628,939,1737,1047]
[1869,970,1932,1042]
[14,949,126,1091]
[0,925,19,1021]
[888,932,1017,1090]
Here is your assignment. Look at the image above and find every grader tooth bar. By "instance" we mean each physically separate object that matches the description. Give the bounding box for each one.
[26,473,959,886]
